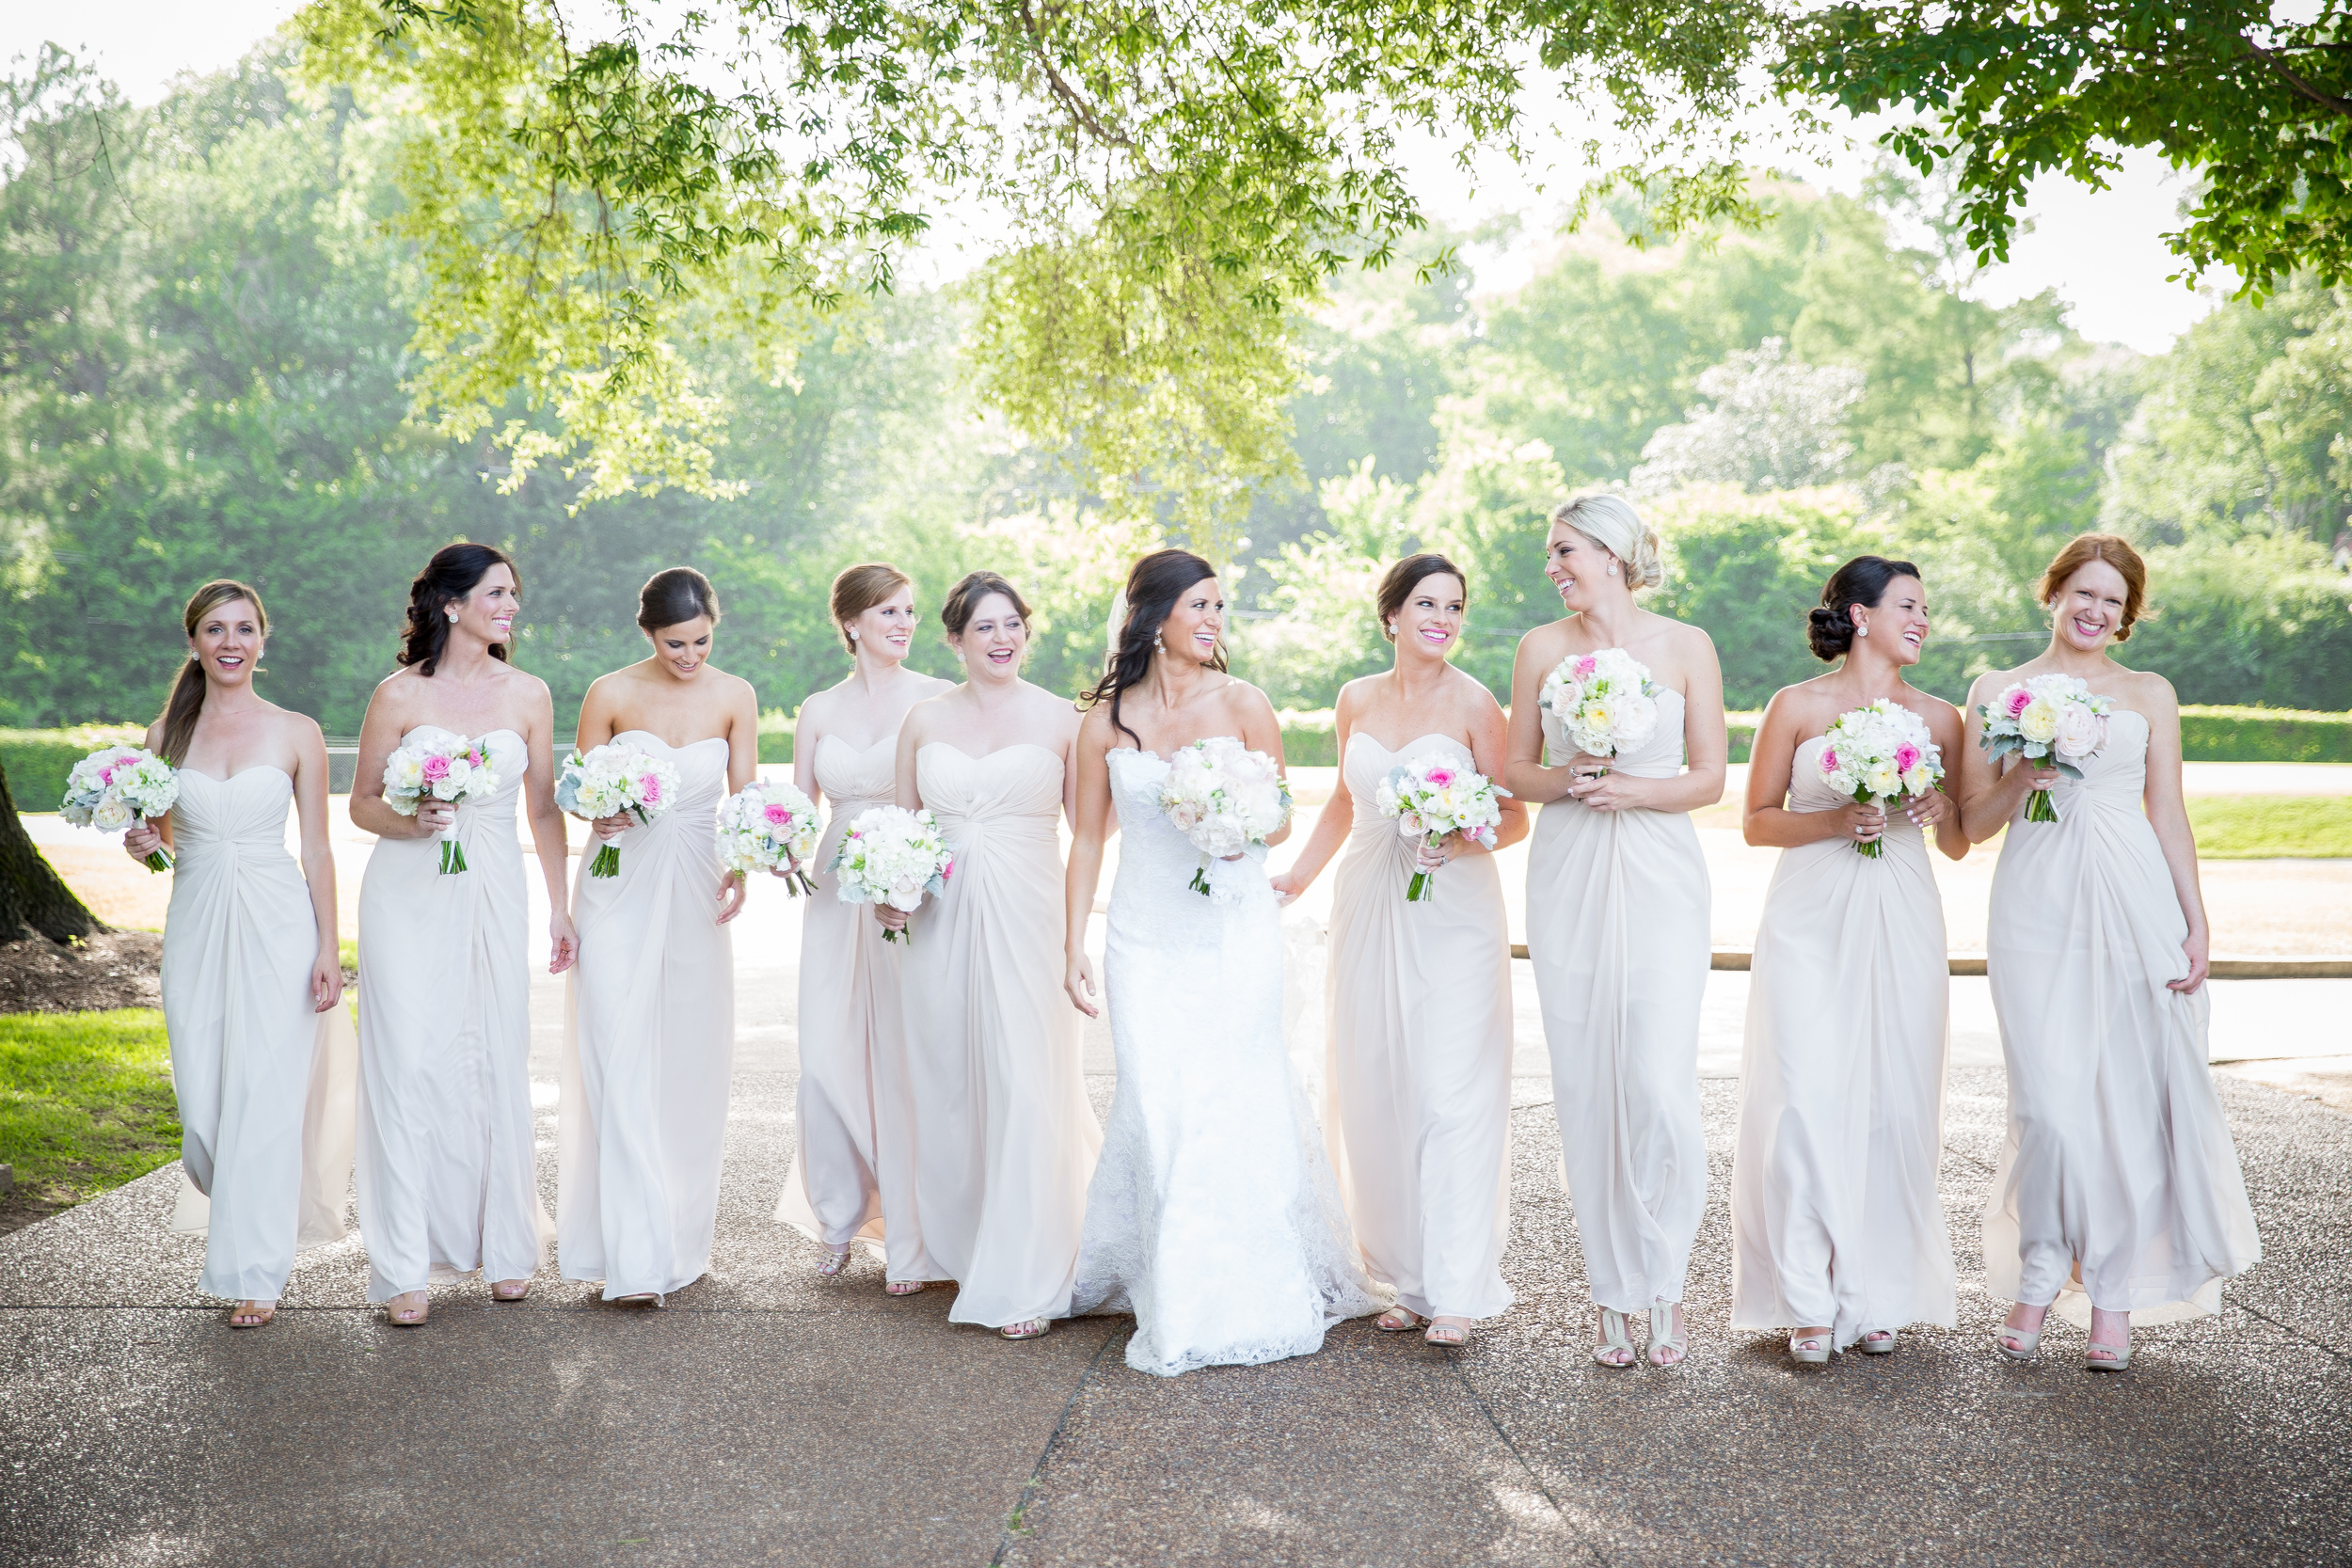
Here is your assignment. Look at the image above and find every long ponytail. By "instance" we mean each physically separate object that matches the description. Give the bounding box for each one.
[156,580,268,765]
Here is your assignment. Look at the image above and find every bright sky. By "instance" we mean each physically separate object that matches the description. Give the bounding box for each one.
[8,0,2224,354]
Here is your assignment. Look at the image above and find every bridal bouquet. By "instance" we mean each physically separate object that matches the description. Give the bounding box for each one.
[1818,701,1944,859]
[1538,648,1661,764]
[555,742,681,879]
[383,734,501,874]
[1375,753,1506,903]
[1158,736,1293,897]
[715,780,823,895]
[1977,673,2111,824]
[829,805,954,943]
[60,746,180,872]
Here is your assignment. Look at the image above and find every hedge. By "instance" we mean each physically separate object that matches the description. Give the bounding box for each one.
[0,726,147,812]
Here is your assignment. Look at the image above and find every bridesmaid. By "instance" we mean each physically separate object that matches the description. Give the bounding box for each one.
[883,570,1101,1339]
[557,568,757,1306]
[775,563,951,1290]
[1962,534,2259,1370]
[1271,554,1527,1347]
[349,543,578,1326]
[1732,555,1967,1364]
[1505,495,1726,1370]
[123,580,357,1329]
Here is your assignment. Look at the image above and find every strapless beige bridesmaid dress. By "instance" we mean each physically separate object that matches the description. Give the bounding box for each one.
[558,733,735,1299]
[1323,733,1513,1323]
[1525,689,1709,1313]
[1981,711,2259,1326]
[1730,736,1955,1350]
[901,743,1101,1328]
[160,766,357,1302]
[775,733,939,1283]
[354,726,548,1302]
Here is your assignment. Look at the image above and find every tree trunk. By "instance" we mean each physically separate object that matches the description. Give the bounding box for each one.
[0,757,103,944]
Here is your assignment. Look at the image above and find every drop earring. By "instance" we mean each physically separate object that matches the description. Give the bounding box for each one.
[1153,631,1164,653]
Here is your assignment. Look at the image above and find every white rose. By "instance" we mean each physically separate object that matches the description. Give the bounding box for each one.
[2051,702,2105,762]
[1614,691,1659,747]
[1864,763,1901,799]
[2017,697,2060,744]
[92,798,134,831]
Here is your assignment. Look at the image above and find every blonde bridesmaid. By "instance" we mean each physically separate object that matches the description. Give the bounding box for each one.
[1962,535,2259,1371]
[884,571,1100,1339]
[349,544,579,1326]
[1505,495,1726,1370]
[123,581,357,1329]
[1271,554,1527,1347]
[1732,556,1967,1364]
[775,563,951,1291]
[557,568,757,1306]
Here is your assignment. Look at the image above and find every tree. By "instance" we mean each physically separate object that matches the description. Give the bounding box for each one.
[1629,338,1864,495]
[1779,2,2352,298]
[0,762,101,944]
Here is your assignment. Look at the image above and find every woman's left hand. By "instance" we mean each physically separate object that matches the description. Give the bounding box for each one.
[1567,766,1645,814]
[548,910,579,974]
[592,813,631,843]
[2169,928,2210,995]
[1901,788,1951,832]
[310,949,344,1013]
[715,871,747,925]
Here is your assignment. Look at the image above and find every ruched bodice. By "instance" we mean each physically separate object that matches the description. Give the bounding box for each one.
[160,765,357,1301]
[1543,688,1688,779]
[914,743,1064,852]
[560,732,735,1300]
[815,734,898,812]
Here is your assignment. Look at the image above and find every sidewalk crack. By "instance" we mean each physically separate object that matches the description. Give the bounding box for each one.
[1446,1353,1606,1566]
[988,1321,1126,1566]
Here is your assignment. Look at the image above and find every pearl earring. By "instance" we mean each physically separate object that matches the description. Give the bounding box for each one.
[849,629,858,641]
[446,609,459,623]
[1857,624,1868,639]
[1606,562,1616,578]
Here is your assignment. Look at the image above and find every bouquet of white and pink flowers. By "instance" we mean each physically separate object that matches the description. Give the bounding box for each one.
[1976,673,2111,823]
[829,804,954,943]
[60,746,180,872]
[555,742,681,879]
[1375,753,1506,902]
[1538,648,1661,763]
[1157,736,1293,897]
[382,734,502,874]
[715,780,823,895]
[1817,700,1944,859]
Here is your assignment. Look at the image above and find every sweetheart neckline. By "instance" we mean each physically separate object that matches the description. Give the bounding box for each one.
[816,733,898,758]
[917,740,1060,765]
[400,724,524,747]
[179,763,293,786]
[612,729,730,752]
[1345,731,1470,758]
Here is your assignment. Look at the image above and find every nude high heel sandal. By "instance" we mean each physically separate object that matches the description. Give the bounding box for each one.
[1593,1308,1637,1369]
[1645,1300,1687,1368]
[1788,1330,1831,1366]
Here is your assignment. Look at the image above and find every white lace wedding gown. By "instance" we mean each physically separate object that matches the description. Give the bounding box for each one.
[1069,746,1386,1376]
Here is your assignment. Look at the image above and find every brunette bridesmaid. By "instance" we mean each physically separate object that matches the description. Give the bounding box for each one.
[884,571,1101,1339]
[348,544,578,1325]
[1271,554,1527,1347]
[1962,534,2259,1371]
[1505,496,1727,1370]
[1732,556,1966,1364]
[775,563,952,1290]
[557,568,757,1306]
[123,581,357,1328]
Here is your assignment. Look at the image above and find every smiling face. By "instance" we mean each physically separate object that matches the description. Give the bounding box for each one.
[189,598,264,691]
[1391,572,1466,660]
[645,614,715,681]
[2049,558,2129,654]
[952,591,1028,681]
[1544,526,1623,612]
[1856,575,1931,667]
[1158,576,1224,666]
[850,585,918,664]
[455,563,519,647]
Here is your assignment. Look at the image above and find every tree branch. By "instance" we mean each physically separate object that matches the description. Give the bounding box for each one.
[2244,40,2352,118]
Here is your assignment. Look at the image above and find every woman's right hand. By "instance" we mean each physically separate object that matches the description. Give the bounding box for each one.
[1267,868,1309,906]
[1064,951,1101,1019]
[876,903,911,934]
[591,812,631,843]
[414,799,456,837]
[123,823,163,862]
[2010,759,2062,799]
[1837,800,1887,847]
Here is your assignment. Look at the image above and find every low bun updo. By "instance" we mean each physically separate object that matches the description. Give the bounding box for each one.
[637,566,720,632]
[1549,493,1663,590]
[1808,555,1921,661]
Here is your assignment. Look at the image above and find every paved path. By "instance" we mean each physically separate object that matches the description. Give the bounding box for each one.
[6,928,2351,1562]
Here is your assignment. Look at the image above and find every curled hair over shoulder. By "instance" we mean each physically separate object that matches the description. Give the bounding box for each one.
[1808,554,1922,661]
[1375,553,1467,642]
[1080,548,1224,748]
[830,562,913,654]
[940,570,1032,639]
[638,566,720,632]
[2038,532,2148,641]
[400,542,517,676]
[155,580,268,766]
[1549,492,1663,590]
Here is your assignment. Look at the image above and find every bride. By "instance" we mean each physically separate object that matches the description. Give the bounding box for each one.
[1062,547,1387,1375]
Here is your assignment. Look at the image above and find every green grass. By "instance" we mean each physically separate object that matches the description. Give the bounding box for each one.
[0,1009,181,1209]
[2188,796,2352,859]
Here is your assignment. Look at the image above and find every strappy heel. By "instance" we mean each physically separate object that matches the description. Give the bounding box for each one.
[1424,1318,1470,1347]
[817,1243,852,1279]
[1375,1307,1423,1333]
[612,1292,664,1308]
[884,1280,926,1296]
[1788,1329,1831,1366]
[1593,1307,1636,1369]
[1645,1299,1687,1368]
[1000,1318,1051,1340]
[228,1300,277,1330]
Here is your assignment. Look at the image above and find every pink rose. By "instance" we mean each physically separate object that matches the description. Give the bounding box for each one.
[1818,747,1838,773]
[1424,767,1455,787]
[939,856,954,882]
[637,773,663,805]
[762,803,792,826]
[1573,655,1597,679]
[1895,743,1921,772]
[2005,688,2033,720]
[421,754,452,782]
